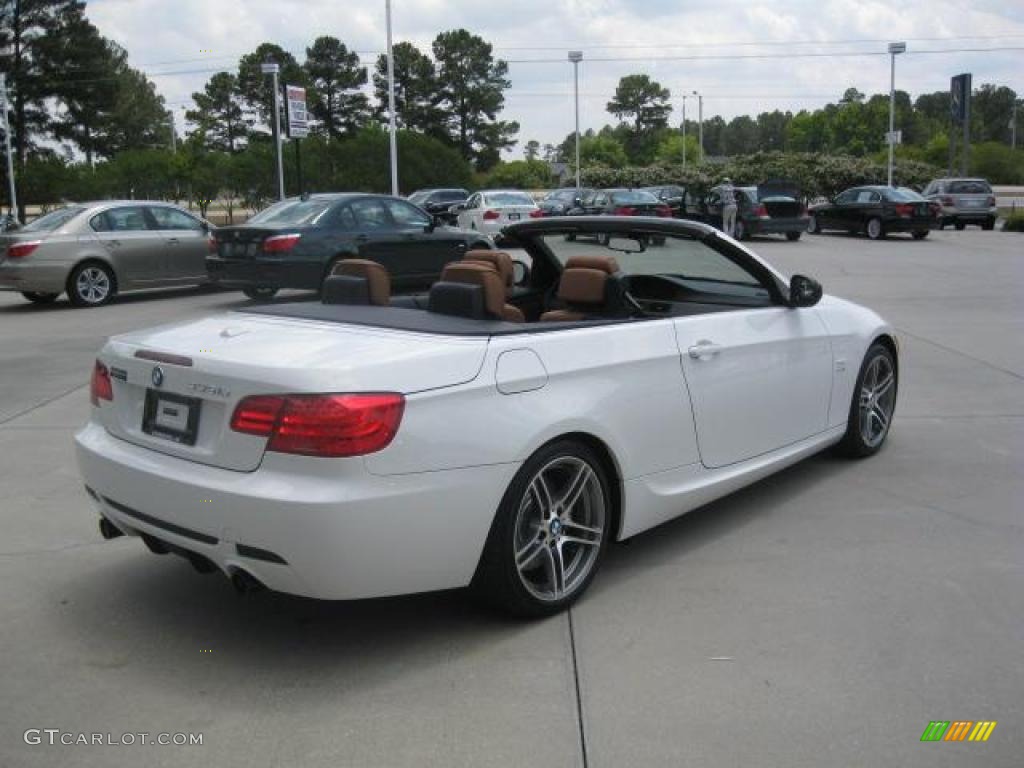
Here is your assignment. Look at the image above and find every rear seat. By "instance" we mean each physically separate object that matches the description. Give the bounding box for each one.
[427,262,524,322]
[322,259,390,306]
[540,255,625,322]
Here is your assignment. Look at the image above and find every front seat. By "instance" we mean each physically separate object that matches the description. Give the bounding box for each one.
[540,255,623,322]
[463,250,514,296]
[322,259,390,306]
[427,262,524,322]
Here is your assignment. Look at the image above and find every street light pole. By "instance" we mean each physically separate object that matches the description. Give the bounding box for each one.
[0,74,17,218]
[261,60,285,201]
[168,110,177,154]
[680,95,687,173]
[569,51,583,190]
[386,0,399,196]
[887,41,906,187]
[692,90,703,164]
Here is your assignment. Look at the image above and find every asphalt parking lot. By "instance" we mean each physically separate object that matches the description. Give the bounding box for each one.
[1,228,1021,767]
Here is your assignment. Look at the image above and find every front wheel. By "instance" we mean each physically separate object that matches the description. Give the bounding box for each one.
[242,286,279,301]
[837,343,897,458]
[22,291,59,305]
[954,222,966,231]
[912,230,929,240]
[474,440,612,617]
[866,217,885,240]
[67,262,115,307]
[786,231,802,242]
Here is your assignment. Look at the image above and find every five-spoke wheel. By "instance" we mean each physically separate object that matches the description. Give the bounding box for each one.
[839,342,898,457]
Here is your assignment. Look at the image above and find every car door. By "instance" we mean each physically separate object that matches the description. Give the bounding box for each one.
[824,189,856,230]
[89,206,165,285]
[381,197,465,289]
[704,190,723,228]
[667,239,833,468]
[588,191,609,215]
[457,194,481,230]
[146,205,208,281]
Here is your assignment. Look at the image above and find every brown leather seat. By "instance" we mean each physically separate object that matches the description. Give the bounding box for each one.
[324,259,390,306]
[437,262,524,322]
[540,255,621,322]
[463,250,514,295]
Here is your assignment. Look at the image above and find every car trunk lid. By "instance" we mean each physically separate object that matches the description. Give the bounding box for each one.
[754,181,804,218]
[213,226,297,260]
[96,313,489,471]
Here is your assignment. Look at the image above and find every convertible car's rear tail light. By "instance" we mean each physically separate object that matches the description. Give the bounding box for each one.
[90,360,113,406]
[231,393,405,457]
[482,209,500,220]
[894,203,914,217]
[7,240,42,259]
[613,206,635,215]
[262,233,301,253]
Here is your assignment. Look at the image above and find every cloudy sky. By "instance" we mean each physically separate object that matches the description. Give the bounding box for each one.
[87,0,1024,154]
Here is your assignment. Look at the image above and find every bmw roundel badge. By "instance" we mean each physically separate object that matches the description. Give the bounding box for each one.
[152,366,164,388]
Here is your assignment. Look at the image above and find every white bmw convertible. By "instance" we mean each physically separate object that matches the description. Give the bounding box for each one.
[76,216,898,616]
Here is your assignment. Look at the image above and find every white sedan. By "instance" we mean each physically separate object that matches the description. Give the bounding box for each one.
[76,217,898,616]
[454,189,541,239]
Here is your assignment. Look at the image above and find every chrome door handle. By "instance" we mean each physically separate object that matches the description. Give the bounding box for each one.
[166,237,179,245]
[688,341,723,360]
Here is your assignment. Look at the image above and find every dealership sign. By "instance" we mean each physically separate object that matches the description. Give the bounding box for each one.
[285,85,308,138]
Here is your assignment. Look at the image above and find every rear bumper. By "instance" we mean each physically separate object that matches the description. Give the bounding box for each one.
[206,257,296,288]
[884,217,933,233]
[746,216,809,235]
[75,420,517,600]
[940,207,996,222]
[0,260,70,294]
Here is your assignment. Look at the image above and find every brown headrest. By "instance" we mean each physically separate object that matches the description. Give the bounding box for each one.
[464,250,514,288]
[331,259,390,306]
[440,262,506,319]
[564,255,620,274]
[557,267,608,305]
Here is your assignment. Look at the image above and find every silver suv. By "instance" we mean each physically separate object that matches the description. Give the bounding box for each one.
[922,178,997,231]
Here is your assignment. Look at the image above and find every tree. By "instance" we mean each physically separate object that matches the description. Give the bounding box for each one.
[523,140,540,161]
[305,36,369,139]
[486,159,553,189]
[756,110,790,151]
[606,74,671,133]
[187,72,248,152]
[654,133,697,166]
[580,133,628,168]
[372,41,443,135]
[237,43,309,134]
[725,115,759,155]
[432,29,517,169]
[972,84,1018,144]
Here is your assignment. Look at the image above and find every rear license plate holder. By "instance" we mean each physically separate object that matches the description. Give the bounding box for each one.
[142,390,201,446]
[507,213,520,220]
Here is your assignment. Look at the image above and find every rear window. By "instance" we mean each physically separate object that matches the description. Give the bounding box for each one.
[891,188,927,202]
[248,199,333,225]
[610,190,659,205]
[546,189,580,202]
[948,180,991,194]
[22,206,86,232]
[484,192,535,207]
[435,190,468,202]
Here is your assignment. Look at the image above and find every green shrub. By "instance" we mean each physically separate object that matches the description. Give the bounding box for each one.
[1003,211,1024,232]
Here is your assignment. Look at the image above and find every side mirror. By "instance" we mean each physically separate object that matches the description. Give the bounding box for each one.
[512,259,530,286]
[789,274,822,308]
[450,203,466,213]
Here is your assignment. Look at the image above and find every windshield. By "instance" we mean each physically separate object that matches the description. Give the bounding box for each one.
[484,192,535,207]
[948,180,991,194]
[889,188,927,202]
[22,206,86,232]
[248,199,334,225]
[609,190,659,205]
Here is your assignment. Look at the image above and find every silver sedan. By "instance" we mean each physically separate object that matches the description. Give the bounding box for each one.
[0,201,214,307]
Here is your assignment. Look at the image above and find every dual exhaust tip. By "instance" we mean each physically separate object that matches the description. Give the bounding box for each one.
[98,516,266,594]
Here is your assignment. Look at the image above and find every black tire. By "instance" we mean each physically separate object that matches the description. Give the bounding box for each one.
[473,439,613,617]
[912,230,929,240]
[786,231,802,242]
[22,291,59,304]
[67,262,116,307]
[865,217,886,240]
[982,218,995,231]
[242,286,279,301]
[564,233,577,242]
[954,222,966,231]
[807,215,819,234]
[836,342,898,458]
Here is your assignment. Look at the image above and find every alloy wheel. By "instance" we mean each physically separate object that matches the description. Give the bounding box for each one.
[858,354,896,448]
[867,218,883,239]
[512,456,606,602]
[76,266,111,304]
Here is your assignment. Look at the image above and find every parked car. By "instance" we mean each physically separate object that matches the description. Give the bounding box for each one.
[921,178,998,230]
[807,186,933,240]
[208,194,492,300]
[453,190,542,241]
[0,201,213,307]
[407,188,469,225]
[641,185,705,219]
[537,187,593,217]
[703,181,808,241]
[77,214,898,616]
[569,189,672,244]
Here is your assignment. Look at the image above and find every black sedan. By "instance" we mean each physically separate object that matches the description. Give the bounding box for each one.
[208,194,492,299]
[642,185,705,219]
[808,186,933,240]
[407,188,470,225]
[537,187,593,217]
[704,181,809,241]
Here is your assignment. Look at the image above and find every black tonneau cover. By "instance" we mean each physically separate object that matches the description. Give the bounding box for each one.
[242,302,632,337]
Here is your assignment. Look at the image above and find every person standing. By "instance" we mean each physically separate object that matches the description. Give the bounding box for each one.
[720,177,738,238]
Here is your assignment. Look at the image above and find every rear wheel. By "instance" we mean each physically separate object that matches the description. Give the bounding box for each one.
[242,286,279,301]
[22,291,59,305]
[474,439,612,617]
[837,343,897,458]
[865,217,885,240]
[786,231,802,242]
[954,221,966,231]
[912,230,929,240]
[67,262,115,307]
[982,218,995,231]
